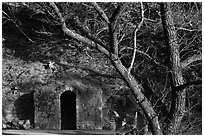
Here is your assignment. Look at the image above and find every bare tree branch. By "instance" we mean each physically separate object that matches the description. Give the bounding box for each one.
[49,2,113,58]
[108,3,128,56]
[128,2,145,74]
[108,23,118,55]
[37,3,60,24]
[180,54,202,69]
[91,2,110,24]
[75,16,107,48]
[175,79,202,92]
[109,3,128,24]
[176,27,202,32]
[120,46,169,70]
[118,33,125,44]
[144,18,161,23]
[2,10,34,43]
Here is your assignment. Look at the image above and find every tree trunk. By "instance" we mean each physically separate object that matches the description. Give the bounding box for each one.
[111,58,163,135]
[49,2,163,134]
[160,3,186,134]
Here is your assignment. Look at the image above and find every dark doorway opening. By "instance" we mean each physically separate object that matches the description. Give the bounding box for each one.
[60,91,76,130]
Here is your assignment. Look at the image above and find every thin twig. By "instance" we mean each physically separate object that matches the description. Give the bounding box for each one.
[176,27,202,32]
[118,33,125,44]
[119,46,169,70]
[2,10,34,43]
[144,17,160,23]
[75,16,106,48]
[153,74,168,108]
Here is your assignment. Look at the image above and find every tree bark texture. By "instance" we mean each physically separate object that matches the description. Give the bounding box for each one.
[160,3,186,134]
[111,59,163,135]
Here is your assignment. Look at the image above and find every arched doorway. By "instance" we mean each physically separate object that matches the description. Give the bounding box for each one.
[60,91,76,130]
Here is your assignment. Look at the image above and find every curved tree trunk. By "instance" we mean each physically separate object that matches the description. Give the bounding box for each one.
[160,3,186,134]
[111,58,163,135]
[49,2,163,135]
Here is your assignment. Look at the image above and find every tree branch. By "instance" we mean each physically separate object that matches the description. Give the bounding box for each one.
[75,16,107,48]
[2,10,34,43]
[180,54,202,69]
[120,46,169,70]
[49,2,113,58]
[128,2,145,74]
[91,2,110,24]
[109,3,128,56]
[109,3,128,24]
[141,78,168,118]
[175,79,202,91]
[176,27,202,32]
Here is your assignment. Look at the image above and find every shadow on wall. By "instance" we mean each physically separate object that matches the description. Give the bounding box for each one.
[14,92,34,127]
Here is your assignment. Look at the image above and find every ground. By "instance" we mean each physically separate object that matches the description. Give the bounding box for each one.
[2,129,113,135]
[2,129,202,135]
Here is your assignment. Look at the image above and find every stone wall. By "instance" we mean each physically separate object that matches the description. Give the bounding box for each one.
[34,78,103,130]
[34,86,60,129]
[2,90,35,129]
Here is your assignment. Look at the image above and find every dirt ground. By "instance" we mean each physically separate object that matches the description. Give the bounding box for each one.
[2,129,113,135]
[2,129,202,135]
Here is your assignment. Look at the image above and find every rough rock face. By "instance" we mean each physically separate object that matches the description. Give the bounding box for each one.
[2,119,32,130]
